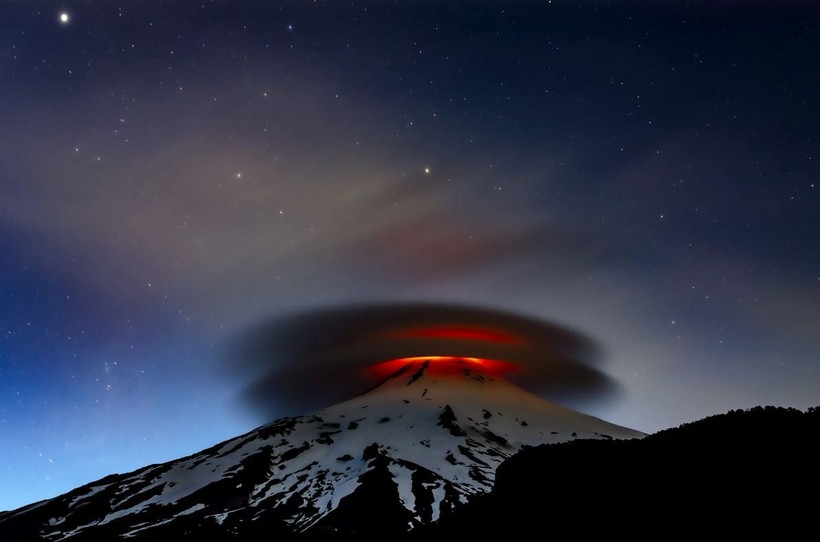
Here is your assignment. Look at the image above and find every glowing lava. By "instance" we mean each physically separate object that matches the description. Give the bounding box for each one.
[368,356,518,380]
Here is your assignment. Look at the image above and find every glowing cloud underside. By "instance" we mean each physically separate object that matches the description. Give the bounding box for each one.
[387,327,522,344]
[368,356,519,379]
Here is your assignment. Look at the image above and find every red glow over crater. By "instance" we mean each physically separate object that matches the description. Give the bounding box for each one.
[368,356,519,379]
[388,326,521,344]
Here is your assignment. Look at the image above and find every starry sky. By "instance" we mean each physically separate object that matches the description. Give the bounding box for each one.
[1,0,819,511]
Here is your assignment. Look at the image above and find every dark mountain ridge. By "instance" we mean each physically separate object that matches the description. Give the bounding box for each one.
[420,405,820,538]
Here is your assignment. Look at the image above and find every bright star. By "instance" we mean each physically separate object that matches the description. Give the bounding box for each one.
[59,12,69,24]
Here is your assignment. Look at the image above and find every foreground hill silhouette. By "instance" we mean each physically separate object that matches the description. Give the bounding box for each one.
[417,405,820,538]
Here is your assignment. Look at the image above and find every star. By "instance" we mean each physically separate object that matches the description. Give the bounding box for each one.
[59,12,70,24]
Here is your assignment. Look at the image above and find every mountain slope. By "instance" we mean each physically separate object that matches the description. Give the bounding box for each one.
[0,357,643,540]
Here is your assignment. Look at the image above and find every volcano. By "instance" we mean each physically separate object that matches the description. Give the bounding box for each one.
[0,356,643,540]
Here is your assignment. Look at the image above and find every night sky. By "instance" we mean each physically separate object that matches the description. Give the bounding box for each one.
[2,1,819,511]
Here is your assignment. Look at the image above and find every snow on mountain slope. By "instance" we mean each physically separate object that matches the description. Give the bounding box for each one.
[1,357,643,540]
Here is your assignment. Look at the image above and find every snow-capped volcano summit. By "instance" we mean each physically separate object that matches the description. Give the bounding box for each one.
[0,356,643,540]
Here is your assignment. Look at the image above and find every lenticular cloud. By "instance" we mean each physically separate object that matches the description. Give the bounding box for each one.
[226,302,619,419]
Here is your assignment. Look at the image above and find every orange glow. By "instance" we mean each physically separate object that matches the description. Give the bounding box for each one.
[368,356,518,379]
[388,326,521,344]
